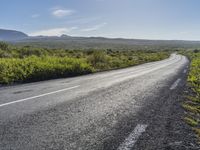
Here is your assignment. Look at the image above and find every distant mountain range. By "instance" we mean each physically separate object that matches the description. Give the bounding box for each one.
[0,29,28,41]
[1,28,200,49]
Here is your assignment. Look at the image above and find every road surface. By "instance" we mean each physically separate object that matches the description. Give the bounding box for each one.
[0,54,197,150]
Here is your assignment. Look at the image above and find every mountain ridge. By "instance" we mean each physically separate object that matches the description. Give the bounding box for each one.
[0,29,28,41]
[1,28,200,49]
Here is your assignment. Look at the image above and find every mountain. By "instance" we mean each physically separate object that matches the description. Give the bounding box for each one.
[0,29,28,41]
[60,34,71,38]
[16,35,200,50]
[1,28,200,50]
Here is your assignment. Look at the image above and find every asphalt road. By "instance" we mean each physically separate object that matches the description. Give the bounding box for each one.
[0,54,197,150]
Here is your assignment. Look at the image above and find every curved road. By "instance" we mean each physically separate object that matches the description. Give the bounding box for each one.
[0,54,191,150]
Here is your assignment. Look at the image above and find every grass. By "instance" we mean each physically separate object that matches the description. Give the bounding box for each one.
[0,42,170,84]
[194,128,200,139]
[184,116,199,127]
[183,103,200,114]
[182,50,200,140]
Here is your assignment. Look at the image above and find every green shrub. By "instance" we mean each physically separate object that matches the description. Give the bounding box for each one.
[0,42,9,50]
[183,51,200,139]
[0,56,93,84]
[0,44,170,84]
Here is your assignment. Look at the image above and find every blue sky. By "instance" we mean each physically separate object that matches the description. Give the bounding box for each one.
[1,0,200,40]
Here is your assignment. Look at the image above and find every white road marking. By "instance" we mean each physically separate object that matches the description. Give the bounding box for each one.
[183,69,187,73]
[170,78,181,90]
[0,85,80,107]
[117,124,148,150]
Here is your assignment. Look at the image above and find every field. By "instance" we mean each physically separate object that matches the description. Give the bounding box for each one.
[183,50,200,139]
[0,42,169,84]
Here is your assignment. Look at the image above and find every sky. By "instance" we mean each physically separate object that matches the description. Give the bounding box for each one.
[1,0,200,40]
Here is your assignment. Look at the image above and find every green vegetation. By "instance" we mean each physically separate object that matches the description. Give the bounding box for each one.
[0,57,93,84]
[0,42,169,84]
[183,50,200,140]
[184,116,199,127]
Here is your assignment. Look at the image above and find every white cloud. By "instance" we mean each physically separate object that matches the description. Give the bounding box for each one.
[52,9,74,18]
[31,14,40,18]
[81,23,107,32]
[29,27,78,36]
